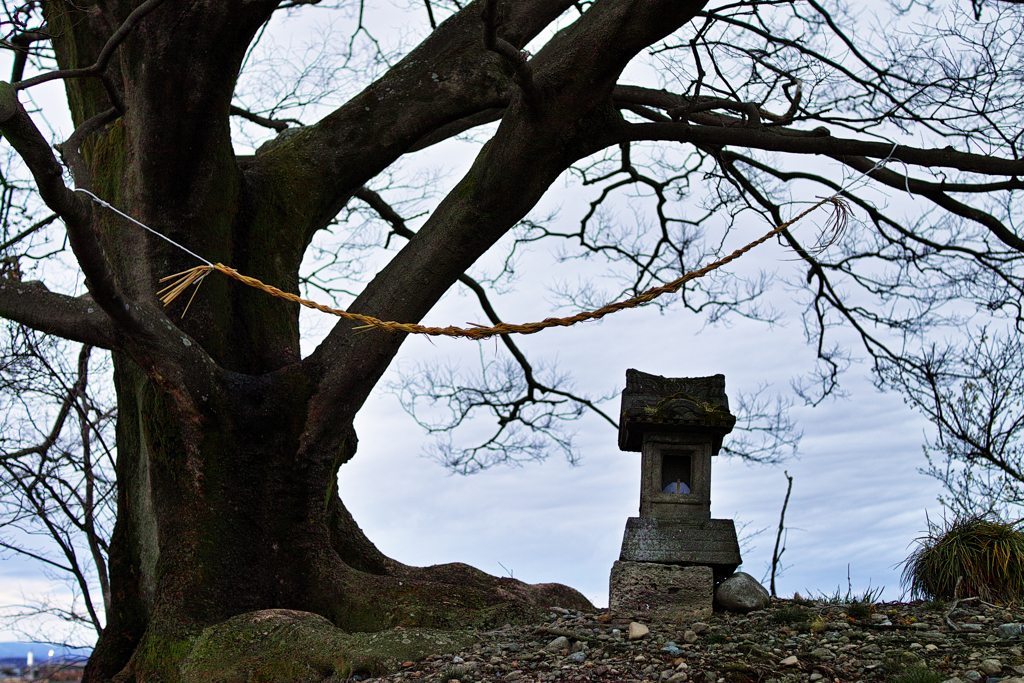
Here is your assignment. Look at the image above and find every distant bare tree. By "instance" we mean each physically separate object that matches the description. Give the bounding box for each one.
[879,328,1024,519]
[0,324,115,645]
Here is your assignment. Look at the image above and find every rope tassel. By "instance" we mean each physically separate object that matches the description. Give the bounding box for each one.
[157,265,213,317]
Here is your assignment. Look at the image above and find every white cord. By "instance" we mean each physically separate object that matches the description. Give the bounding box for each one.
[73,187,214,267]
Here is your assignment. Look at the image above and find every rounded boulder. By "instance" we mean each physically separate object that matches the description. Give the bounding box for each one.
[714,572,770,613]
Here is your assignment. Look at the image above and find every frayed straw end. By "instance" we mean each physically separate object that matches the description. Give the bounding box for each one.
[807,196,851,255]
[158,265,214,316]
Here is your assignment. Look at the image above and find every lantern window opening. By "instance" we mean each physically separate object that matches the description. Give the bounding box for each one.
[661,451,693,494]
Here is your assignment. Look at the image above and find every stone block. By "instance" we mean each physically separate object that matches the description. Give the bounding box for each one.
[620,517,740,580]
[609,561,713,619]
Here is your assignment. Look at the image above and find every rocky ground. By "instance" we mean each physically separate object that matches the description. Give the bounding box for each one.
[352,597,1024,683]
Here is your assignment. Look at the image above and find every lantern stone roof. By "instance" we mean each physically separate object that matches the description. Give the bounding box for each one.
[618,370,736,452]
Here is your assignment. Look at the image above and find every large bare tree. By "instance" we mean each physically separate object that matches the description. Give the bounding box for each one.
[1,0,1022,680]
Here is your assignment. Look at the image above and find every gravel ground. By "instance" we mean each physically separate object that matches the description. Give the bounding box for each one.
[354,597,1024,683]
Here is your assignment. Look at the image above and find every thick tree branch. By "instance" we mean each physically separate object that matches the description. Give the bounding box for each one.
[617,121,1024,176]
[0,84,141,336]
[251,0,577,242]
[406,107,506,152]
[0,280,118,349]
[482,0,535,100]
[354,186,619,432]
[54,107,119,189]
[0,85,218,393]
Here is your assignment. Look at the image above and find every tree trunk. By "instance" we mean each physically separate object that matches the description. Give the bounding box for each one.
[85,351,590,683]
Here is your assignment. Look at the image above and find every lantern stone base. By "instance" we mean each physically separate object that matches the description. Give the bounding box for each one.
[619,517,741,582]
[609,561,713,619]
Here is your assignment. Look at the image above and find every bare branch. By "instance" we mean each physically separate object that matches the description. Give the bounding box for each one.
[617,121,1024,177]
[7,27,50,84]
[833,154,1024,253]
[229,105,302,133]
[13,0,172,113]
[0,212,57,252]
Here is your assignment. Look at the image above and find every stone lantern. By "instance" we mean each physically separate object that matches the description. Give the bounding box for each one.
[609,370,742,618]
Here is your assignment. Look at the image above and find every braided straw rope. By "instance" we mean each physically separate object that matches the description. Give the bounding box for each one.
[159,195,848,339]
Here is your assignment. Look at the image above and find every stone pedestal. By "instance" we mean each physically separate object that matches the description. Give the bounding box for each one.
[620,517,740,582]
[609,561,713,619]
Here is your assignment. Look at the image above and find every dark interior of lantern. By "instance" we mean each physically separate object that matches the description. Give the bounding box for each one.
[661,451,693,494]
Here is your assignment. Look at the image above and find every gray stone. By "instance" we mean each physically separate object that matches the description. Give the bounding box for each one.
[609,561,713,619]
[979,659,1002,675]
[715,572,770,613]
[619,517,742,575]
[544,636,569,652]
[682,630,698,644]
[1000,623,1024,638]
[628,622,650,640]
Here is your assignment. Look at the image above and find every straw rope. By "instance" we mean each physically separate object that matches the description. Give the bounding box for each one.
[158,195,848,339]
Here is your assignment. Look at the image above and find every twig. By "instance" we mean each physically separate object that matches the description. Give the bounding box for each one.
[770,471,794,597]
[943,590,977,632]
[0,212,58,252]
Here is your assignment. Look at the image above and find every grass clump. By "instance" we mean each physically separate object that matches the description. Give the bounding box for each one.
[847,600,872,620]
[770,607,809,625]
[901,513,1024,603]
[439,664,470,682]
[890,667,945,683]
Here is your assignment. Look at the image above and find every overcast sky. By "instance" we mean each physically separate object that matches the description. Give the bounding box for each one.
[0,1,964,644]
